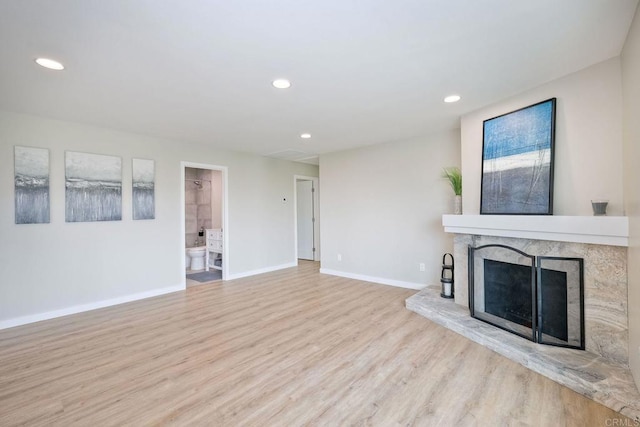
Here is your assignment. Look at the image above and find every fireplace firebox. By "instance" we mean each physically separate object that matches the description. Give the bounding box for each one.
[468,244,584,349]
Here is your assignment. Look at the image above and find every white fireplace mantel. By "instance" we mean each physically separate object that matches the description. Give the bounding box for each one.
[442,214,629,247]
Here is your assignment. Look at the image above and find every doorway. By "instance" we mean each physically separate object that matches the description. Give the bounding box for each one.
[181,162,228,286]
[294,176,320,262]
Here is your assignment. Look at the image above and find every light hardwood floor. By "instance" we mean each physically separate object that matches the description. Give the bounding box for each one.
[0,261,630,426]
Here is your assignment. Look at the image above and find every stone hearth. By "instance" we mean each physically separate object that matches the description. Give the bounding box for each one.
[405,286,640,419]
[404,214,638,419]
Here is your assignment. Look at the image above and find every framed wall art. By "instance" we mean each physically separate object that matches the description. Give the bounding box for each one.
[132,158,155,220]
[14,146,50,224]
[65,151,122,222]
[480,98,556,215]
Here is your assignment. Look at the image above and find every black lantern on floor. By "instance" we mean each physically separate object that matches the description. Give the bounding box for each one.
[440,253,454,299]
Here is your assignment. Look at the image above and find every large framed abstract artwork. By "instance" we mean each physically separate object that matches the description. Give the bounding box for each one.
[65,151,122,222]
[14,146,50,224]
[480,98,556,215]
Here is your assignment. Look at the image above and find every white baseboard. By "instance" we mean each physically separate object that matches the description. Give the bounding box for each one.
[0,284,185,331]
[319,268,425,290]
[226,261,298,280]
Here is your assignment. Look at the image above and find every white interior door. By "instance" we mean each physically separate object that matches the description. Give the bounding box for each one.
[296,180,314,260]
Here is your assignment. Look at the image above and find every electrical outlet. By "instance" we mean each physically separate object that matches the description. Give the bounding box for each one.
[419,263,425,272]
[337,253,342,262]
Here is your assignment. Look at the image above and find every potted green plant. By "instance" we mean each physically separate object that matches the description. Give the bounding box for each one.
[442,167,462,214]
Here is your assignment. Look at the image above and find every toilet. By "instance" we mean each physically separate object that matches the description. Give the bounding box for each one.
[186,246,207,271]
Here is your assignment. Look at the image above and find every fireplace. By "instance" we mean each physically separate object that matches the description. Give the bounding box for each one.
[427,217,633,415]
[468,244,584,349]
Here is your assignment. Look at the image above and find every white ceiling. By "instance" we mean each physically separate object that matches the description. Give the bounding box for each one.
[0,1,637,163]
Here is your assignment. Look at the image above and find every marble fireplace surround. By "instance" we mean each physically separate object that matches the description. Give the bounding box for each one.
[405,215,640,419]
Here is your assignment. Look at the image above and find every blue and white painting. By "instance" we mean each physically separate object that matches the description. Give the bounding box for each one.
[15,146,50,224]
[132,158,155,220]
[65,151,122,222]
[481,98,556,214]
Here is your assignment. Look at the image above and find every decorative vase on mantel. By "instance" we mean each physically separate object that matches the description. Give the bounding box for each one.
[442,167,463,215]
[454,195,462,215]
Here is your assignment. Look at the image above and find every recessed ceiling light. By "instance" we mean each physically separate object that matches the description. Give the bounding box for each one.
[444,95,461,103]
[300,133,311,139]
[35,58,64,70]
[272,79,291,89]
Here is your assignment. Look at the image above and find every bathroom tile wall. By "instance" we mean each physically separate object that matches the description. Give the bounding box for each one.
[196,169,213,233]
[185,167,213,247]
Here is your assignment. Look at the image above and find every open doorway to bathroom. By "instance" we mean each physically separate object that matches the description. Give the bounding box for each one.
[181,162,228,286]
[294,175,320,262]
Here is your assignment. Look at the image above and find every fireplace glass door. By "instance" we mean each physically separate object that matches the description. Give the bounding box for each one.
[536,256,584,348]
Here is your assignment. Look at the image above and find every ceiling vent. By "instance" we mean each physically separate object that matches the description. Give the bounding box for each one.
[265,150,319,165]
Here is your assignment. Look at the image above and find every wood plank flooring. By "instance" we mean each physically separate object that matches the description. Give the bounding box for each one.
[0,261,630,426]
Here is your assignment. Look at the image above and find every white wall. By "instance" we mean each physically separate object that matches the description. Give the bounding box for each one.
[622,3,640,393]
[461,58,624,216]
[319,130,460,288]
[0,111,318,327]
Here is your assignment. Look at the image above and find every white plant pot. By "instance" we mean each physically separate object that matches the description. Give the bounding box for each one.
[454,195,462,215]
